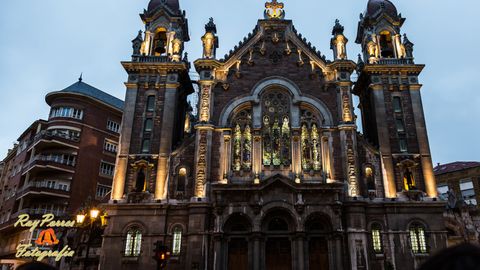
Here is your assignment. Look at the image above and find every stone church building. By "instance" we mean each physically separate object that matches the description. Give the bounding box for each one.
[100,0,447,269]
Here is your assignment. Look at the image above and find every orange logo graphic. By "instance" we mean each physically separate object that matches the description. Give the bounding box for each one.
[35,228,60,246]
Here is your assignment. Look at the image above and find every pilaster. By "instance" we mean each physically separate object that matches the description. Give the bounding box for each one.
[409,84,437,197]
[371,84,397,198]
[112,83,138,200]
[155,77,180,200]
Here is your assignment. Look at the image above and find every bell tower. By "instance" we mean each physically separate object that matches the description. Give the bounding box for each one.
[353,0,437,198]
[111,0,193,202]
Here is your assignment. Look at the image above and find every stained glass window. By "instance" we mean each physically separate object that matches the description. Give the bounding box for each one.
[410,224,428,254]
[172,227,182,256]
[231,109,252,172]
[300,110,322,171]
[125,228,142,257]
[262,91,291,167]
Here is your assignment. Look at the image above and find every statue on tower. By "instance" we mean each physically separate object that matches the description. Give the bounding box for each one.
[201,18,218,59]
[264,0,285,20]
[330,19,348,60]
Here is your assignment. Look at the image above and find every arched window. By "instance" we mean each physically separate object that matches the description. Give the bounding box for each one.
[262,91,291,167]
[135,168,146,192]
[231,109,252,172]
[300,109,321,172]
[146,96,156,112]
[172,226,183,256]
[125,228,142,257]
[379,31,394,58]
[371,223,383,254]
[409,223,428,254]
[144,119,153,132]
[153,30,168,55]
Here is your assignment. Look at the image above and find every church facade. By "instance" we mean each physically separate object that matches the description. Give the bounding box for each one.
[100,0,447,269]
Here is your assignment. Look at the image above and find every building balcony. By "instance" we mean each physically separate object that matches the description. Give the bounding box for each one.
[22,154,76,175]
[17,208,68,218]
[29,130,80,152]
[131,55,170,63]
[374,58,414,65]
[16,181,71,200]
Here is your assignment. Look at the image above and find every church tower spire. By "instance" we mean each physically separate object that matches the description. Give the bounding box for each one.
[110,0,194,202]
[354,0,437,198]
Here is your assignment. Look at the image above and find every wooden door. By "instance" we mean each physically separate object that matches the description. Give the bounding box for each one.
[228,238,248,270]
[266,238,292,270]
[309,237,329,270]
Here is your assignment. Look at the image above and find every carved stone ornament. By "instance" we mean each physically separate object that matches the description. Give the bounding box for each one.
[264,0,285,20]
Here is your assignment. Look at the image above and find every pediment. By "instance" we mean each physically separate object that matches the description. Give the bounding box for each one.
[258,174,298,192]
[215,19,333,81]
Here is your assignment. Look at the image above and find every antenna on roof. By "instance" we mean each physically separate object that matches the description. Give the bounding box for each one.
[79,73,83,82]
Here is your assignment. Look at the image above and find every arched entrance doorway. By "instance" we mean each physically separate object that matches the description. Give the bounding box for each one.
[262,209,294,270]
[224,214,252,270]
[305,214,331,270]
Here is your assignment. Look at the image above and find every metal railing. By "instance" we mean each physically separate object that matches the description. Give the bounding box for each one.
[18,208,67,217]
[131,55,170,63]
[34,130,80,143]
[21,180,71,192]
[376,58,414,65]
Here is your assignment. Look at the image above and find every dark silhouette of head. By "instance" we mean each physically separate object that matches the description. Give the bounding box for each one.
[16,262,57,270]
[418,244,480,270]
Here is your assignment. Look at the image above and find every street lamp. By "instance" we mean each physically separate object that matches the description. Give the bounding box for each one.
[76,207,106,270]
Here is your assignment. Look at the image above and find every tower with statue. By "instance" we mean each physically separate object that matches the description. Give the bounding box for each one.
[100,0,447,269]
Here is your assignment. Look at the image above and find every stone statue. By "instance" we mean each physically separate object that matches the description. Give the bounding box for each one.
[367,41,377,58]
[172,38,182,55]
[132,30,143,56]
[336,35,347,60]
[202,33,215,59]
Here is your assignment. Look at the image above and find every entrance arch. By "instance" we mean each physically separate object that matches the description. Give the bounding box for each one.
[224,213,252,270]
[305,213,332,270]
[262,209,295,270]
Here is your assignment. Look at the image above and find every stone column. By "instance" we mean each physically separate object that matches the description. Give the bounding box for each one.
[291,129,302,183]
[220,130,232,184]
[322,134,334,182]
[252,233,262,270]
[194,79,215,198]
[295,233,305,270]
[155,77,179,200]
[253,130,262,184]
[143,31,153,55]
[338,83,359,196]
[333,234,344,270]
[112,83,138,200]
[213,233,223,270]
[372,84,397,198]
[409,85,438,197]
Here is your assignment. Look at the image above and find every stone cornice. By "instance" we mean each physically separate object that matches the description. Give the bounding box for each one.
[362,64,425,75]
[121,61,188,74]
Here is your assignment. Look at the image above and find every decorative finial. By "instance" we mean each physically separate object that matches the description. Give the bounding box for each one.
[332,19,345,36]
[264,0,285,20]
[205,17,217,34]
[78,73,83,82]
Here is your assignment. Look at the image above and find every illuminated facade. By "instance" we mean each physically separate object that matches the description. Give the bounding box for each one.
[101,0,447,269]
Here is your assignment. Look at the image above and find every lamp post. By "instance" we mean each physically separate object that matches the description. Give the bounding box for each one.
[76,208,106,270]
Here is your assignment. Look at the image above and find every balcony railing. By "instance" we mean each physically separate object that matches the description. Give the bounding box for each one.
[21,180,71,192]
[375,58,414,65]
[18,208,67,217]
[131,55,170,63]
[33,130,80,143]
[24,154,76,168]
